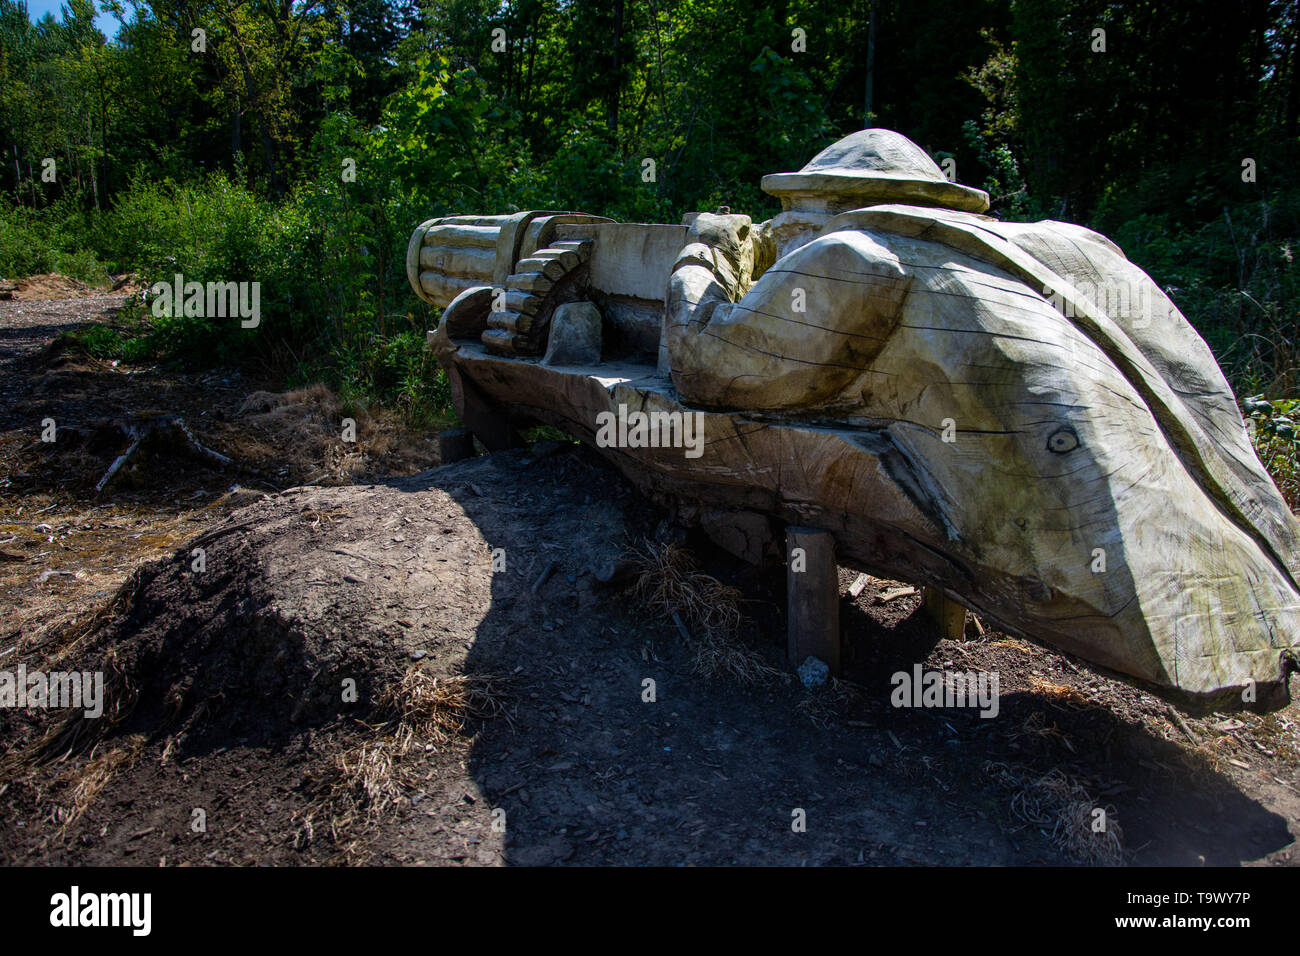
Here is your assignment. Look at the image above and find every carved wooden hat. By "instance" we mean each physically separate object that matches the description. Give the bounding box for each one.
[761,128,990,213]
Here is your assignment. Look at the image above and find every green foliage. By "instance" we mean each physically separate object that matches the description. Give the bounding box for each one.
[1101,192,1300,398]
[1246,396,1300,511]
[0,199,112,283]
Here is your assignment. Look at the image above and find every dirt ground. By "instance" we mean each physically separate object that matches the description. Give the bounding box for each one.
[1,291,1298,866]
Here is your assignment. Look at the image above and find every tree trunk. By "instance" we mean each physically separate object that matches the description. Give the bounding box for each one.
[232,93,243,159]
[1284,5,1300,148]
[864,0,877,125]
[609,0,624,137]
[224,14,284,195]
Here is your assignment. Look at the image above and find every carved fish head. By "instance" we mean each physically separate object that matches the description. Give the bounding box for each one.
[830,213,1300,712]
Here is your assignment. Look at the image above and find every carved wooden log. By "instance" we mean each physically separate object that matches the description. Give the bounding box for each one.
[507,272,555,295]
[406,213,610,309]
[502,289,542,315]
[515,252,580,279]
[412,129,1300,712]
[922,587,967,642]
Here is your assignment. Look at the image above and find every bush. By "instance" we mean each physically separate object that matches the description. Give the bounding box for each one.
[1104,194,1300,399]
[20,159,450,422]
[0,199,113,284]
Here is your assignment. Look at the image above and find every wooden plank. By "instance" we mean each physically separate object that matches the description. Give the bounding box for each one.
[922,586,966,640]
[787,527,840,674]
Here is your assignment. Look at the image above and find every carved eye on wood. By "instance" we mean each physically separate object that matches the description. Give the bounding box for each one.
[1046,426,1080,454]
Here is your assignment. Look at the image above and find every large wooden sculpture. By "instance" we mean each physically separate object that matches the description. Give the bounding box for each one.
[411,129,1300,711]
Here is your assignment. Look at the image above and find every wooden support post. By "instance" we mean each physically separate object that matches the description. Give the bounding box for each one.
[922,586,967,640]
[446,365,525,452]
[786,527,840,674]
[438,427,476,464]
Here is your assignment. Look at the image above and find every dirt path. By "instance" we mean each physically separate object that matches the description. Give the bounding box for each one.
[1,295,1298,866]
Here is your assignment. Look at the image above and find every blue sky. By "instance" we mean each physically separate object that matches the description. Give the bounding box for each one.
[23,0,122,37]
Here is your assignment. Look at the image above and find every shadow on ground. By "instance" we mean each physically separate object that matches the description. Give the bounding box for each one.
[432,448,1294,866]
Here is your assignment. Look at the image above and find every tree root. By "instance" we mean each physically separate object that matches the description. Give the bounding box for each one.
[93,415,231,493]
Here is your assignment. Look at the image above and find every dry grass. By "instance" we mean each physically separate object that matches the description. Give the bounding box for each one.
[237,385,373,485]
[1009,710,1076,753]
[0,647,138,789]
[1178,734,1235,776]
[1175,709,1300,779]
[48,572,146,667]
[628,540,743,638]
[0,491,215,652]
[294,669,511,851]
[1027,675,1092,709]
[2,273,108,300]
[627,540,781,686]
[691,628,784,686]
[376,670,514,746]
[238,383,339,418]
[235,384,437,486]
[1251,711,1300,764]
[47,734,147,832]
[986,761,1126,865]
[298,736,407,849]
[991,637,1035,654]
